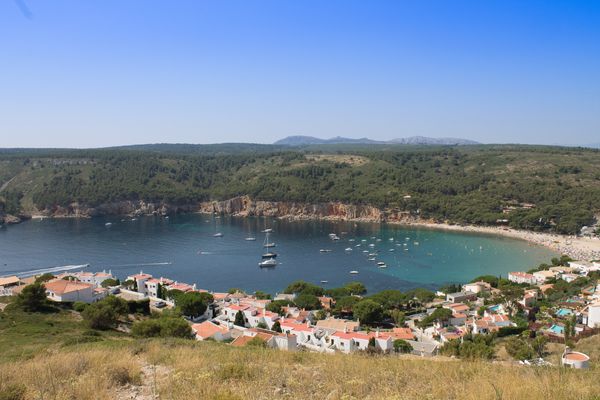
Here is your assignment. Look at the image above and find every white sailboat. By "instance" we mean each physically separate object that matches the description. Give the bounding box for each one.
[259,229,278,266]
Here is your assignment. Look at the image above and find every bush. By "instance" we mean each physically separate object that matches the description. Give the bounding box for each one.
[16,282,48,312]
[127,299,150,315]
[81,296,128,330]
[131,316,192,338]
[266,299,295,315]
[175,292,208,318]
[73,301,88,312]
[294,294,321,310]
[393,339,413,353]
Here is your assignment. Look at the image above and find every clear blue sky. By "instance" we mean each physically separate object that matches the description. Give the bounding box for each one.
[1,0,599,147]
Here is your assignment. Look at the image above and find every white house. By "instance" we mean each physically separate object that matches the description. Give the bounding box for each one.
[586,302,600,328]
[191,321,231,341]
[533,270,558,284]
[126,272,153,295]
[462,281,492,294]
[508,272,536,285]
[45,280,96,303]
[330,330,393,353]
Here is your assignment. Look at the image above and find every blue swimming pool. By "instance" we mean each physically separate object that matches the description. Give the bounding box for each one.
[556,308,573,317]
[549,324,564,335]
[488,305,502,313]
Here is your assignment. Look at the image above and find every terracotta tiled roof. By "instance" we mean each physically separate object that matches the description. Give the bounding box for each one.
[45,280,93,295]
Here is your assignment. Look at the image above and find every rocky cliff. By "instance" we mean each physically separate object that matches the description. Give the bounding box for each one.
[38,200,200,219]
[22,196,418,224]
[198,195,417,223]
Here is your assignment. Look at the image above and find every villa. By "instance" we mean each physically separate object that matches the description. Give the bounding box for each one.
[45,279,104,303]
[191,320,231,341]
[508,271,537,285]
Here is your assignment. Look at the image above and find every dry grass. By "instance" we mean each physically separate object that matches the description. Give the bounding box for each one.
[1,339,599,400]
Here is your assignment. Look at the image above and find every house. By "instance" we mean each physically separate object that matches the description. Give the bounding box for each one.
[319,296,335,310]
[165,282,195,293]
[389,327,415,341]
[191,321,231,341]
[472,320,500,335]
[280,319,315,344]
[533,270,558,284]
[315,317,360,332]
[222,304,250,325]
[568,261,595,274]
[56,270,115,287]
[144,277,174,298]
[586,302,600,328]
[45,280,97,303]
[330,330,393,353]
[445,291,477,303]
[274,293,296,302]
[519,290,538,307]
[126,272,153,295]
[406,340,438,357]
[0,275,21,296]
[508,272,536,285]
[230,328,297,351]
[462,281,492,294]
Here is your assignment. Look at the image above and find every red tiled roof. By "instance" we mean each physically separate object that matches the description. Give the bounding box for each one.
[45,280,93,295]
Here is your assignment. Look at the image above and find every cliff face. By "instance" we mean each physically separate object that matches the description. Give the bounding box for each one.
[30,196,417,224]
[40,200,199,218]
[198,195,416,223]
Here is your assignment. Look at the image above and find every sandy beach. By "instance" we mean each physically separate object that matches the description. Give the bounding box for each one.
[401,221,600,262]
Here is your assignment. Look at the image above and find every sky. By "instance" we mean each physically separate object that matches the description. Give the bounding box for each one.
[0,1,599,148]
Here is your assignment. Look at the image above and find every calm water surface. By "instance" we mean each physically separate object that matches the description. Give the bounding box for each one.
[0,215,556,294]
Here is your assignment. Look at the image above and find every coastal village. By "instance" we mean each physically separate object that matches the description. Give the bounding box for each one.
[2,256,600,369]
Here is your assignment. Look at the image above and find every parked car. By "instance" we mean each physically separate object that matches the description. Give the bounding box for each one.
[153,300,166,308]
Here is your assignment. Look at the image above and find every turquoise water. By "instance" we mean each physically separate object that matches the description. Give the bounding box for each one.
[549,324,565,334]
[0,214,557,294]
[557,308,574,317]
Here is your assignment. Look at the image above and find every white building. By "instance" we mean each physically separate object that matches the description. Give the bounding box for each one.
[586,302,600,328]
[45,280,97,303]
[508,272,536,285]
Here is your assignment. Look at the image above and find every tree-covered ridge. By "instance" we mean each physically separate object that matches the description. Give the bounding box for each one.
[1,144,599,234]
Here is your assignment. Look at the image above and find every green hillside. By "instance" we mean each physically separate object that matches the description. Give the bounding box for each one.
[1,144,600,234]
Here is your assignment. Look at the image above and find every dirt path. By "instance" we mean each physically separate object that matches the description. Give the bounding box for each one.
[115,359,172,400]
[0,176,17,192]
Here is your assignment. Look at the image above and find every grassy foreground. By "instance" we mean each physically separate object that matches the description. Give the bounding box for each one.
[0,338,599,400]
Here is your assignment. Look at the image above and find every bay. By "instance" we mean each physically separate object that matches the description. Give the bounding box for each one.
[0,214,556,294]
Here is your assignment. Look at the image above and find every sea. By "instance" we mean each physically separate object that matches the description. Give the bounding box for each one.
[0,214,557,294]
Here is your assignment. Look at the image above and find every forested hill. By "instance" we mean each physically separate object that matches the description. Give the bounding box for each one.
[1,144,599,234]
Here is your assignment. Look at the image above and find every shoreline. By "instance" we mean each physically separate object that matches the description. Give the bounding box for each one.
[392,220,600,261]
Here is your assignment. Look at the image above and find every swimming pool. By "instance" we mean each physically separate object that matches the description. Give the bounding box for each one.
[556,308,574,317]
[488,305,502,313]
[549,324,565,335]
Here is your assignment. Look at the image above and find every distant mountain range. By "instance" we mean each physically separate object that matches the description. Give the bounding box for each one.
[274,135,480,146]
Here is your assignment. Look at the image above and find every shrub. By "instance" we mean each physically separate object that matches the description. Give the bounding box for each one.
[131,316,192,338]
[16,282,48,312]
[353,299,383,324]
[393,339,413,353]
[73,301,88,312]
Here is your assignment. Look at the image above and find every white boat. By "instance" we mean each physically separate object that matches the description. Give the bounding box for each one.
[414,241,419,245]
[389,249,395,252]
[329,233,340,241]
[262,228,273,233]
[213,233,224,237]
[320,280,329,284]
[378,264,387,268]
[368,253,377,256]
[376,238,382,242]
[362,250,369,253]
[368,257,376,261]
[345,248,353,252]
[105,222,113,227]
[263,230,276,248]
[348,239,355,242]
[259,258,277,267]
[368,244,375,248]
[262,252,277,259]
[349,270,359,274]
[245,237,256,241]
[320,249,332,253]
[389,238,394,241]
[377,261,386,266]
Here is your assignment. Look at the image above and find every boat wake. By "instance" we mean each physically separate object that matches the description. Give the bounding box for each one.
[15,264,90,278]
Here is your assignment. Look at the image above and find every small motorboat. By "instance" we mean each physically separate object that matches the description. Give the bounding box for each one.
[368,244,375,248]
[414,241,420,245]
[377,261,386,266]
[389,249,395,252]
[105,222,113,227]
[245,237,256,241]
[320,280,329,284]
[378,264,388,268]
[349,270,359,274]
[259,258,277,268]
[348,239,355,242]
[345,248,353,252]
[368,257,376,261]
[262,228,273,233]
[213,233,224,237]
[262,252,277,259]
[320,249,332,253]
[362,250,369,253]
